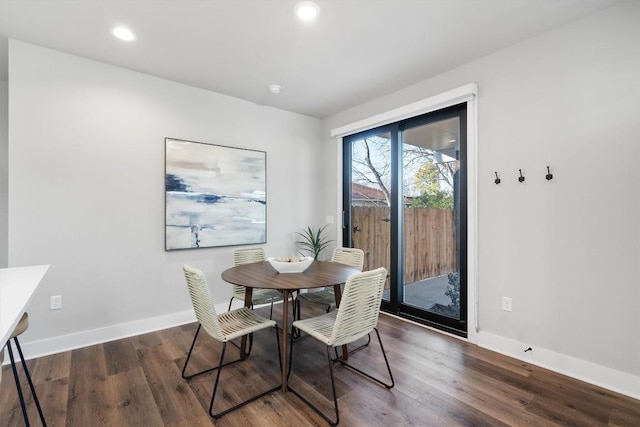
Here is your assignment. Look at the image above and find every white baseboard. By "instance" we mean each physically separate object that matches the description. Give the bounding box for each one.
[476,330,640,400]
[376,313,639,399]
[14,309,196,361]
[5,300,262,364]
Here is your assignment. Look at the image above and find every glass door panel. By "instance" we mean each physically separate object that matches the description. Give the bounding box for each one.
[402,118,461,319]
[348,130,392,301]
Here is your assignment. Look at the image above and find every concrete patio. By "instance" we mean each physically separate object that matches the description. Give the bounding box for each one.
[383,274,454,313]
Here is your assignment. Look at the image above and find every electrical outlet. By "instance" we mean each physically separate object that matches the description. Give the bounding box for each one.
[50,295,62,310]
[502,296,512,312]
[326,215,334,224]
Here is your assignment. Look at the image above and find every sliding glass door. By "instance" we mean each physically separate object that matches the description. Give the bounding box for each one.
[343,103,467,336]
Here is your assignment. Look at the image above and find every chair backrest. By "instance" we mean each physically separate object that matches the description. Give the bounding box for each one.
[331,247,364,271]
[328,267,387,347]
[233,247,265,266]
[231,247,266,298]
[183,264,225,341]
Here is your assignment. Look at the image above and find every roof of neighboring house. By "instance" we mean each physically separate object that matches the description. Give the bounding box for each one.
[351,183,412,204]
[352,183,387,202]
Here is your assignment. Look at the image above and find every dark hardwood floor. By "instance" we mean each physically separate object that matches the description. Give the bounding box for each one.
[1,302,639,426]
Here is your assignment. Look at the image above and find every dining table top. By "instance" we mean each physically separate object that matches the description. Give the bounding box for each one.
[221,260,360,291]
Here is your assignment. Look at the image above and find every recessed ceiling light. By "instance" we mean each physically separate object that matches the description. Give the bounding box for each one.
[111,26,136,42]
[294,1,320,22]
[268,84,282,94]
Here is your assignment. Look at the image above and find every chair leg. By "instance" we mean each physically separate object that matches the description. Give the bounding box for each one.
[7,343,31,427]
[287,337,340,426]
[376,327,395,389]
[326,346,340,426]
[227,296,234,312]
[181,324,251,380]
[208,326,281,419]
[13,337,47,426]
[208,342,227,418]
[182,324,207,379]
[274,324,282,371]
[288,328,393,426]
[334,328,394,389]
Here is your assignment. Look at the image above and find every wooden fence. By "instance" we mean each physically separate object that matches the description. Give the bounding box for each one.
[351,206,456,283]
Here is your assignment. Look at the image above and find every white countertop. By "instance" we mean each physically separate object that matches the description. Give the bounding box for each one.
[0,265,50,345]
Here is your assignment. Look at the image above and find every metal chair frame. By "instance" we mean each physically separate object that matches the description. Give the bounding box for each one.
[287,268,394,426]
[181,265,281,419]
[181,323,282,419]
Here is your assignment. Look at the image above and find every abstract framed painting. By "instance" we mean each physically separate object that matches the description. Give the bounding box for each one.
[165,137,266,250]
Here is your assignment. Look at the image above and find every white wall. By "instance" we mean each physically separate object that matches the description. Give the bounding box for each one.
[322,1,640,397]
[8,40,321,350]
[0,80,7,268]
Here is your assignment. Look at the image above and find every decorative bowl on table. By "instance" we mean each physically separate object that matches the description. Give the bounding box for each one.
[267,256,314,273]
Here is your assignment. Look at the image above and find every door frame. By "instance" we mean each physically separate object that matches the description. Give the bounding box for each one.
[331,84,478,339]
[342,104,468,336]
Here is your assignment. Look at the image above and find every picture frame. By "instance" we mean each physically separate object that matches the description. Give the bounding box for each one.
[165,137,267,250]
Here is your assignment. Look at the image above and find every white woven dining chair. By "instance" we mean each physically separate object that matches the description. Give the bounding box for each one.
[181,264,281,419]
[288,267,394,426]
[229,247,283,319]
[296,247,364,316]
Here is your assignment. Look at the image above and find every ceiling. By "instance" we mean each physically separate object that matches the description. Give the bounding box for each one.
[0,0,621,119]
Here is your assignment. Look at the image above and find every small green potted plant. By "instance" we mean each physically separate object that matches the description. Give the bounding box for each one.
[295,225,333,260]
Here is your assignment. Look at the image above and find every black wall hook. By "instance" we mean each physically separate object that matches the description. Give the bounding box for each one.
[518,169,525,183]
[546,166,553,181]
[494,172,501,185]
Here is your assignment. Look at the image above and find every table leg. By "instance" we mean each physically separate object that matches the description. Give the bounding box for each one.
[280,290,289,392]
[240,287,253,358]
[332,284,349,360]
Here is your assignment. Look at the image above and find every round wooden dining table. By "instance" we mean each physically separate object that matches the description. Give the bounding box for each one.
[221,260,359,392]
